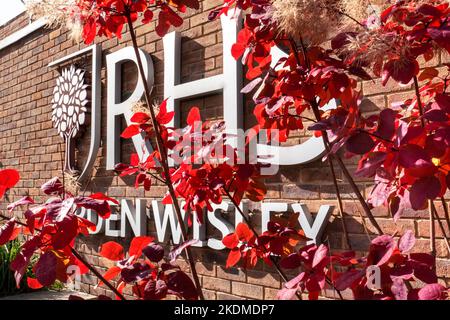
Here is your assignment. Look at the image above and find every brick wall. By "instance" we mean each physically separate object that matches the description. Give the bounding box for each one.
[0,0,449,300]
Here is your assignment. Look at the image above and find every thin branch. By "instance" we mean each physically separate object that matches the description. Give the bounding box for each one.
[328,157,351,250]
[441,197,450,234]
[430,203,450,254]
[413,75,436,256]
[124,10,203,300]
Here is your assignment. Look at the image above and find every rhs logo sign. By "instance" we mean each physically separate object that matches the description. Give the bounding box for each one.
[49,14,335,249]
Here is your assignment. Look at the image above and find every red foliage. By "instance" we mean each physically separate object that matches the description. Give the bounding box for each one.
[98,238,199,300]
[0,169,20,199]
[209,1,450,219]
[1,176,116,289]
[116,103,267,225]
[71,0,200,44]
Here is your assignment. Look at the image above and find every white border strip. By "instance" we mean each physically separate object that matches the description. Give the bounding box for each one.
[0,19,46,51]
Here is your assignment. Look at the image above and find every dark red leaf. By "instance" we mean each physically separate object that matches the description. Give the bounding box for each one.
[143,243,165,263]
[35,251,57,287]
[166,270,198,300]
[280,253,302,269]
[0,217,16,246]
[346,132,375,155]
[410,176,441,210]
[144,279,168,300]
[375,109,397,140]
[334,269,364,291]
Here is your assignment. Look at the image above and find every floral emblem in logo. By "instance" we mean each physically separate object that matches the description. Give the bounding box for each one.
[51,65,88,173]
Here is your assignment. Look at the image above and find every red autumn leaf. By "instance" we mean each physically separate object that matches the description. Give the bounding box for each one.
[143,243,165,263]
[355,152,387,178]
[346,132,375,155]
[98,266,122,287]
[129,236,154,258]
[121,263,152,283]
[0,217,16,246]
[130,112,150,124]
[121,124,141,138]
[100,241,125,261]
[423,109,448,122]
[83,16,98,44]
[144,279,168,300]
[232,28,252,60]
[434,93,450,113]
[142,10,154,24]
[280,253,302,269]
[382,57,419,86]
[375,109,397,140]
[89,192,119,205]
[0,169,20,198]
[235,223,253,242]
[334,269,365,291]
[418,67,439,82]
[156,99,175,125]
[222,233,239,249]
[51,216,78,250]
[187,107,201,126]
[368,235,396,266]
[35,251,57,287]
[410,176,441,210]
[166,270,198,300]
[399,144,437,177]
[277,288,298,300]
[75,196,112,219]
[226,248,241,268]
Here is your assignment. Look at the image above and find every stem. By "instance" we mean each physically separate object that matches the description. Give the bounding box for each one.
[124,12,204,300]
[431,203,450,254]
[70,248,127,300]
[289,37,383,235]
[441,197,450,233]
[328,157,351,250]
[0,214,127,300]
[413,75,436,256]
[429,202,437,256]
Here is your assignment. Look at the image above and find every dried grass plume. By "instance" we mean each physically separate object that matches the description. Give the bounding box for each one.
[25,0,83,42]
